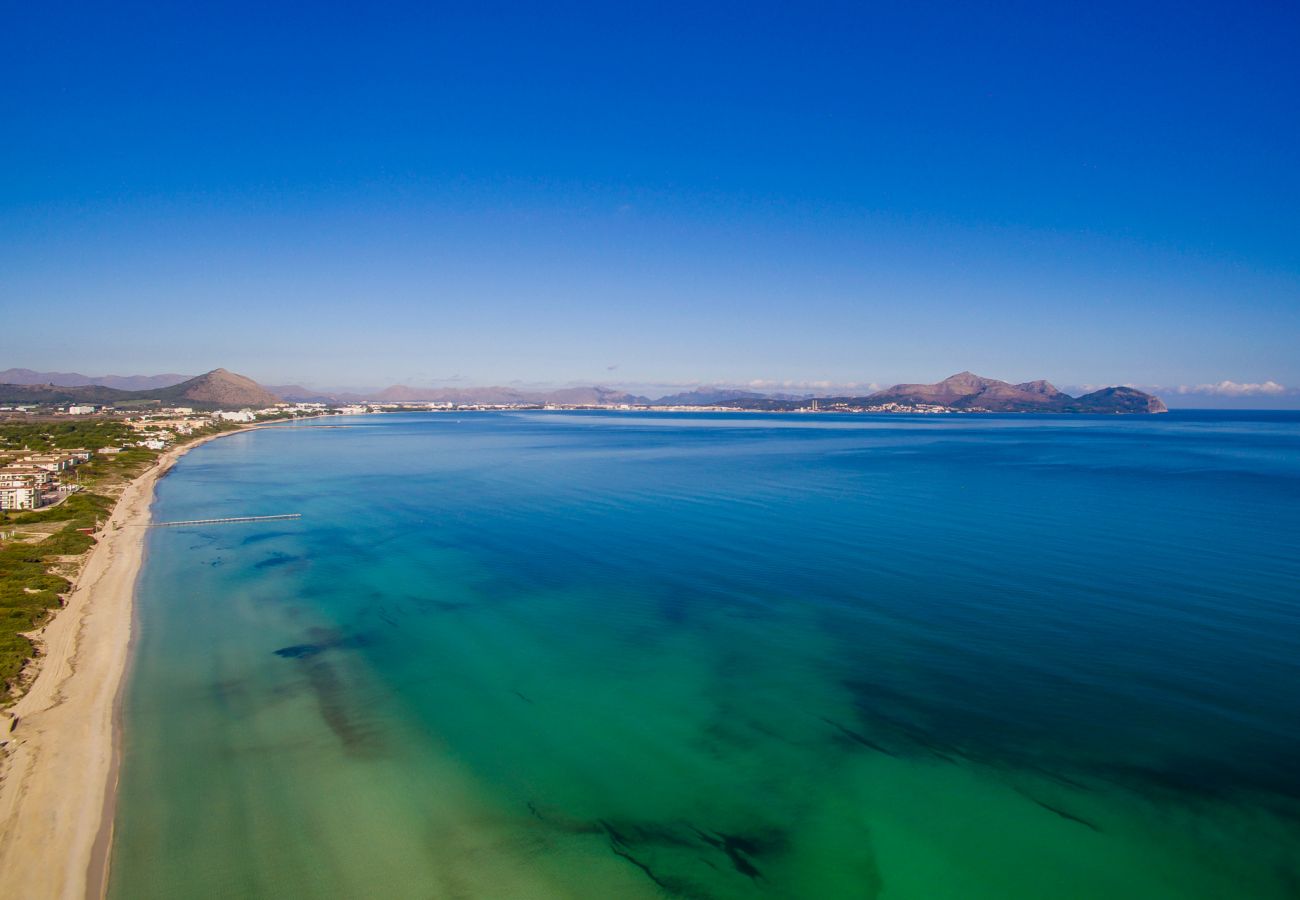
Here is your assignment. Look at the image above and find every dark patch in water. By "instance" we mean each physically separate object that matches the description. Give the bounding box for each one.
[428,599,473,613]
[607,843,678,893]
[657,591,689,626]
[690,827,764,880]
[524,801,602,834]
[302,658,382,757]
[513,690,534,704]
[600,821,692,895]
[820,716,897,757]
[272,630,373,659]
[1034,799,1100,832]
[240,530,295,546]
[255,552,302,569]
[274,644,323,659]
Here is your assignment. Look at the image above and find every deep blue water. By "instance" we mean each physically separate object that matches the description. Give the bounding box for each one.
[111,411,1300,898]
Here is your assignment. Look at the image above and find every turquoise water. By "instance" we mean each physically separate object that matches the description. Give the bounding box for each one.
[110,411,1300,898]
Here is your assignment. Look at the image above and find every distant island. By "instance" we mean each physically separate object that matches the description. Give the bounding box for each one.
[0,368,1167,414]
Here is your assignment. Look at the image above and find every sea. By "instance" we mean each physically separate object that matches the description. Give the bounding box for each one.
[108,410,1300,898]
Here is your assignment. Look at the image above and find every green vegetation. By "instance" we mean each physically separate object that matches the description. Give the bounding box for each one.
[0,419,137,452]
[0,524,88,700]
[0,417,244,701]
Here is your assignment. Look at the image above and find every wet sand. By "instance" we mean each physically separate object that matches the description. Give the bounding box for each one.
[0,429,247,900]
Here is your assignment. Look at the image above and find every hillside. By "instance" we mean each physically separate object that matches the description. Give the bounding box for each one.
[0,383,134,404]
[148,369,280,408]
[0,368,281,410]
[0,368,191,391]
[857,372,1166,413]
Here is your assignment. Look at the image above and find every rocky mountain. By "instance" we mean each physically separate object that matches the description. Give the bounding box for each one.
[0,368,1168,413]
[709,372,1166,413]
[866,372,1072,410]
[151,369,280,408]
[263,384,339,403]
[857,372,1165,413]
[542,386,651,406]
[1063,386,1168,414]
[652,387,770,406]
[0,382,134,404]
[0,368,191,391]
[0,368,281,409]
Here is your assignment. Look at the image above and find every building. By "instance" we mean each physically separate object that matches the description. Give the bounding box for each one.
[1,467,54,487]
[67,405,98,415]
[20,454,73,473]
[0,467,52,510]
[214,410,256,423]
[0,483,42,510]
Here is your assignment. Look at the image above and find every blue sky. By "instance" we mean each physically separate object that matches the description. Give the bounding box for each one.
[2,1,1298,405]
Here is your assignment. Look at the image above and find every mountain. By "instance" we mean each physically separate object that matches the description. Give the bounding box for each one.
[0,368,191,390]
[149,369,280,408]
[1064,386,1168,414]
[865,371,1072,410]
[856,372,1164,412]
[0,368,281,409]
[540,387,651,405]
[0,369,1168,413]
[0,382,136,404]
[709,372,1165,414]
[369,384,651,405]
[652,387,770,406]
[263,384,339,403]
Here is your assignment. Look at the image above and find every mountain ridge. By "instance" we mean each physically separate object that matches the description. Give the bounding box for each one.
[0,369,1168,413]
[0,368,191,391]
[0,368,280,409]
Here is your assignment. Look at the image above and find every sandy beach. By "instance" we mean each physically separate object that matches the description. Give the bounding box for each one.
[0,429,245,900]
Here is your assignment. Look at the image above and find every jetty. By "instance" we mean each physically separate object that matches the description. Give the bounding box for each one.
[148,514,302,528]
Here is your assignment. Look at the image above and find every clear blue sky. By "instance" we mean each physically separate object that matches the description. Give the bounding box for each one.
[2,1,1298,404]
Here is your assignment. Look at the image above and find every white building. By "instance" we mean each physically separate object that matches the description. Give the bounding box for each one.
[0,484,42,510]
[1,467,54,488]
[214,410,256,423]
[20,455,72,472]
[67,405,98,415]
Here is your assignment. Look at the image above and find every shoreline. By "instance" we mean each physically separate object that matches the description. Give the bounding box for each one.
[0,426,252,900]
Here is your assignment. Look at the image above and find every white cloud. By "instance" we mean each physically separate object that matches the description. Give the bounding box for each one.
[1176,380,1288,396]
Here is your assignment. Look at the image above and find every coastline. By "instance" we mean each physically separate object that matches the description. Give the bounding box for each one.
[0,427,250,900]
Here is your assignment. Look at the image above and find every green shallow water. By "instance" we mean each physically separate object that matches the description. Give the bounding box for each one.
[110,411,1300,898]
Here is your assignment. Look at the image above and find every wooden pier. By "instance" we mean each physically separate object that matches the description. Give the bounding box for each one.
[148,514,302,528]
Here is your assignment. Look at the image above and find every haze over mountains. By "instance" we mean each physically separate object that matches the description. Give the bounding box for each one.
[0,368,190,391]
[2,368,1168,412]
